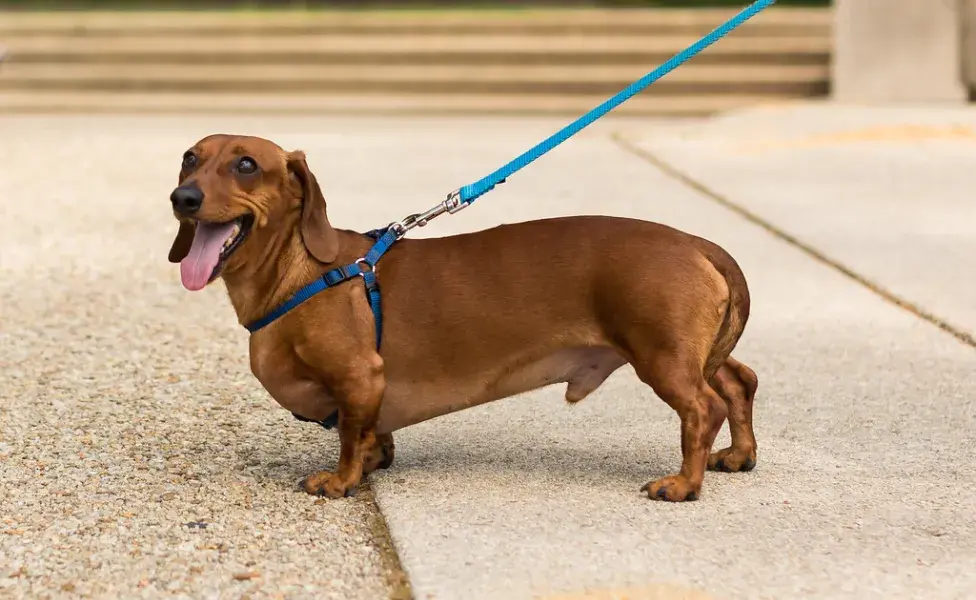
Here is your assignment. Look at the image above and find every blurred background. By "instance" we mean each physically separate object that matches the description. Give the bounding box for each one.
[2,0,971,116]
[0,0,841,117]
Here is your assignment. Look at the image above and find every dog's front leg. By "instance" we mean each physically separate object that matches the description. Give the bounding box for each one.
[302,359,385,498]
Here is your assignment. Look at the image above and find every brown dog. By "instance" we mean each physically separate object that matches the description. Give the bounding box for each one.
[167,134,759,502]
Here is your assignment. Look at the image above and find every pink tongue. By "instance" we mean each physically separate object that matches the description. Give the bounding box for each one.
[180,222,237,291]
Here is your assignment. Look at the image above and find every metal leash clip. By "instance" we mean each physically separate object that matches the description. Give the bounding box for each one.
[390,189,469,239]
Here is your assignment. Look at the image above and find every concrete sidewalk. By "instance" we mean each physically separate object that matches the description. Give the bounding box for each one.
[619,102,976,343]
[1,109,973,600]
[356,106,976,599]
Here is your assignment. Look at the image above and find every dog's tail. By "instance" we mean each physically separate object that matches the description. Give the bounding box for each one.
[696,238,751,381]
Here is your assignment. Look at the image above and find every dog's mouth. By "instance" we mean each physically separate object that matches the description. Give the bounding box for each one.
[179,214,254,291]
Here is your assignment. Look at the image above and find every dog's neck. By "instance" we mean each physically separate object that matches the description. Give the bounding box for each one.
[221,229,373,328]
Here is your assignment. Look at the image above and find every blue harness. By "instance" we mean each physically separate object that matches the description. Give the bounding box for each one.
[243,0,776,354]
[244,226,396,347]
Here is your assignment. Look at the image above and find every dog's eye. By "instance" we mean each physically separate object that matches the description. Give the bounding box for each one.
[182,152,198,170]
[237,157,258,175]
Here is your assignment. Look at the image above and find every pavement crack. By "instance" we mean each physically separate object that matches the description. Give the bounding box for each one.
[361,479,414,600]
[611,131,976,351]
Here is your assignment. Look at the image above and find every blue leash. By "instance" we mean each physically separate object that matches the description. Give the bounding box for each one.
[458,0,778,206]
[245,0,777,348]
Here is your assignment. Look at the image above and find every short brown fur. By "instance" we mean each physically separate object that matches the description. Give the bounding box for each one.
[168,135,760,502]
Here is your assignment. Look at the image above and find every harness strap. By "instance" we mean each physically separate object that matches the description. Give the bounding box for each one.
[292,410,339,430]
[243,228,398,349]
[362,271,382,349]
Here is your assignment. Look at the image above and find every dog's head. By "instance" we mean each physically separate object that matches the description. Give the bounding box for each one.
[167,134,338,291]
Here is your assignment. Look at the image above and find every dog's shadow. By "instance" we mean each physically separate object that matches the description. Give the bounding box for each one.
[391,439,674,485]
[248,418,678,492]
[385,390,683,486]
[241,381,685,491]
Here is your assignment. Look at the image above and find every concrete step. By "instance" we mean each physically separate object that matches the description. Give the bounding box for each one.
[0,90,810,117]
[0,63,828,96]
[0,8,831,37]
[2,34,830,66]
[0,8,831,116]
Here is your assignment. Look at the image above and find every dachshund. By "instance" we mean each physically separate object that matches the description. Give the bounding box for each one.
[167,134,759,502]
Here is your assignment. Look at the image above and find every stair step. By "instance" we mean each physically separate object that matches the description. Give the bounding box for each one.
[0,8,831,117]
[0,63,828,95]
[0,90,810,117]
[3,33,831,58]
[0,8,832,37]
[2,34,830,68]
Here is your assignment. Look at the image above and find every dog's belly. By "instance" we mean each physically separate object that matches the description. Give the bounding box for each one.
[376,346,627,433]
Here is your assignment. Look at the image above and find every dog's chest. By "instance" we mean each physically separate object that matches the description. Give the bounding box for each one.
[249,345,338,422]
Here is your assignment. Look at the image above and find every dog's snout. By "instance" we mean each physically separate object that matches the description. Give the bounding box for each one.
[170,184,204,216]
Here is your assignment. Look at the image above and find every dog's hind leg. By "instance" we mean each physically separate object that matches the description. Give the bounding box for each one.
[707,356,758,473]
[634,354,728,502]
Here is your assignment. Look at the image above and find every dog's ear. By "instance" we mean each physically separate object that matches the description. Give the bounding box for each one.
[287,151,339,264]
[168,221,196,263]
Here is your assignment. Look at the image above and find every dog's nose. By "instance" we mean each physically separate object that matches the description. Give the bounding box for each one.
[170,184,204,216]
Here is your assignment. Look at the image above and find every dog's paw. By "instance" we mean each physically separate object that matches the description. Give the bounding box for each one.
[707,447,757,473]
[641,475,700,502]
[301,471,357,499]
